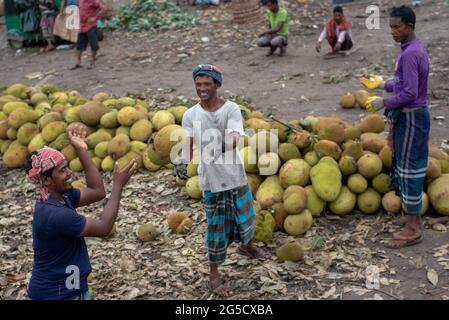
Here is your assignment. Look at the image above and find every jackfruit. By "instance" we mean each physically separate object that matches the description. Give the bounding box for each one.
[17,123,39,145]
[86,130,112,149]
[360,114,385,133]
[153,124,185,162]
[240,146,258,173]
[329,186,357,215]
[382,191,401,213]
[304,151,319,167]
[360,133,386,153]
[167,211,193,234]
[168,106,188,124]
[317,123,346,145]
[5,83,29,99]
[258,152,281,176]
[310,157,342,202]
[357,153,383,179]
[426,157,441,179]
[372,173,391,194]
[427,175,449,215]
[245,118,271,132]
[94,141,109,158]
[137,223,158,241]
[276,241,304,262]
[279,158,310,188]
[283,185,308,215]
[79,101,109,126]
[38,112,63,129]
[314,140,342,160]
[347,173,368,194]
[41,121,67,143]
[61,144,77,163]
[283,209,313,236]
[256,175,284,209]
[272,203,288,231]
[186,176,202,199]
[130,119,153,142]
[27,133,46,153]
[357,188,381,214]
[101,156,115,172]
[305,185,326,217]
[355,90,370,108]
[8,108,39,128]
[339,155,357,176]
[3,141,28,168]
[340,93,356,108]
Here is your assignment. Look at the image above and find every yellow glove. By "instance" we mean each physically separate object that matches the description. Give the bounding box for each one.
[359,75,384,90]
[365,96,384,113]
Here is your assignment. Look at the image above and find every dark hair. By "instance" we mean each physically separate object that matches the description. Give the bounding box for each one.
[261,0,278,5]
[390,5,416,30]
[24,151,53,177]
[333,6,343,14]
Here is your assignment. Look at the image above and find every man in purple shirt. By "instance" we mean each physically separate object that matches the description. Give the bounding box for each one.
[360,6,430,248]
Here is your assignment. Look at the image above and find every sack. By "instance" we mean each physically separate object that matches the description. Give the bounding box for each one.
[53,13,78,43]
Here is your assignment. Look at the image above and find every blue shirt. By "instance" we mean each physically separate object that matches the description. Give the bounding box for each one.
[28,189,92,300]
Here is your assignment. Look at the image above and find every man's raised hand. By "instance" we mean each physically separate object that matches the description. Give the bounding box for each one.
[67,123,88,151]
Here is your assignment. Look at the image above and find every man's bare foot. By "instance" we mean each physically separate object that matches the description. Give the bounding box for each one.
[279,46,286,56]
[208,278,234,297]
[266,46,276,56]
[238,244,270,259]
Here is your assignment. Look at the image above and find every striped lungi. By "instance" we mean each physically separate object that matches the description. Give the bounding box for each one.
[388,107,430,215]
[203,184,255,265]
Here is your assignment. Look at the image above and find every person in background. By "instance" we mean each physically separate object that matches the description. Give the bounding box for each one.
[316,6,354,56]
[70,0,106,69]
[38,0,57,52]
[257,0,289,56]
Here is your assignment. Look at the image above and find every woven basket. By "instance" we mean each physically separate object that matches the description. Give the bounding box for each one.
[231,0,264,24]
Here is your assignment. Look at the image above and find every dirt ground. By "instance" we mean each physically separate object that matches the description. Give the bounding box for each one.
[0,0,448,300]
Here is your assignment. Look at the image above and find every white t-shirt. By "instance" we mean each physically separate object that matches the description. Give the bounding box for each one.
[318,25,353,44]
[182,100,247,193]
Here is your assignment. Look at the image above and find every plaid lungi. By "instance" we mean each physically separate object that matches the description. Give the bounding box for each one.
[204,184,255,265]
[388,107,430,215]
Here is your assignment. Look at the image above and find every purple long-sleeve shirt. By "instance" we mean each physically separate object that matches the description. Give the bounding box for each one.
[383,38,429,109]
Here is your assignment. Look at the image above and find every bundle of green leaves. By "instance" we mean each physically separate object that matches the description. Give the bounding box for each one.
[106,0,204,32]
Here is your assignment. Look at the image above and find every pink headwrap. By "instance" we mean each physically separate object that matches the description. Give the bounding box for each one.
[27,147,65,201]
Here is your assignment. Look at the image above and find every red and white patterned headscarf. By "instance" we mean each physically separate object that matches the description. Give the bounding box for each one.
[27,147,65,201]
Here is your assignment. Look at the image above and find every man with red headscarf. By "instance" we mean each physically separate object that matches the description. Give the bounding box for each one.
[316,6,354,55]
[25,124,137,299]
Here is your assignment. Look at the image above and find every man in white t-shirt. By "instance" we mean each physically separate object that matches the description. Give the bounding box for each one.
[173,64,269,297]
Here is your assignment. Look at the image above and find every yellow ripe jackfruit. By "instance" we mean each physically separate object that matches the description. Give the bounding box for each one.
[130,119,153,142]
[186,176,202,199]
[255,175,284,209]
[283,209,313,236]
[310,157,342,202]
[279,158,310,188]
[41,121,67,143]
[357,188,381,214]
[3,141,28,168]
[7,108,39,128]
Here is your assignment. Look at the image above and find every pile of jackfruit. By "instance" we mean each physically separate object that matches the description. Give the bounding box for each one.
[0,83,187,174]
[1,83,449,263]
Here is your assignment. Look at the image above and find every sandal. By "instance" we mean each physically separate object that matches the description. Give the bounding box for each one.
[70,64,83,70]
[238,245,270,260]
[208,279,234,297]
[383,234,423,249]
